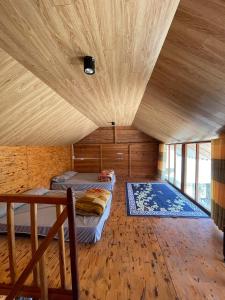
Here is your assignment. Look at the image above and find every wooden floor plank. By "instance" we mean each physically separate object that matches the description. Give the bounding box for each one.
[0,178,224,299]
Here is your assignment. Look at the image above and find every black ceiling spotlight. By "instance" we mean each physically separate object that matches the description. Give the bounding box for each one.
[108,121,116,126]
[84,56,95,75]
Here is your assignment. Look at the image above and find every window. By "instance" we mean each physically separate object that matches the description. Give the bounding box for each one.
[185,144,196,199]
[175,144,182,189]
[197,143,211,210]
[169,145,175,184]
[164,141,211,212]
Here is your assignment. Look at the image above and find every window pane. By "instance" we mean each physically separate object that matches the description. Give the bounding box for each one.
[198,143,211,211]
[169,145,175,183]
[185,144,196,198]
[175,144,182,188]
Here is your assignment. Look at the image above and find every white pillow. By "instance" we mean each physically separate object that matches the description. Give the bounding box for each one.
[52,175,67,183]
[63,171,77,177]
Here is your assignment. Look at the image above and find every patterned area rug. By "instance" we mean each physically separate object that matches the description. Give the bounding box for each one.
[126,182,209,218]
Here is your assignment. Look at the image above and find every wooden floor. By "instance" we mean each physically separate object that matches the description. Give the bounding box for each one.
[0,178,224,299]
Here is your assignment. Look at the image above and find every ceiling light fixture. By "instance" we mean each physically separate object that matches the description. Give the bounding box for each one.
[84,56,95,75]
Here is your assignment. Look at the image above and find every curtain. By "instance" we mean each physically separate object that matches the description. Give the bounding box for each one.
[158,144,167,180]
[211,137,225,231]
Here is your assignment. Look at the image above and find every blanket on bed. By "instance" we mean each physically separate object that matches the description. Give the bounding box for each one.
[98,170,114,182]
[75,188,111,216]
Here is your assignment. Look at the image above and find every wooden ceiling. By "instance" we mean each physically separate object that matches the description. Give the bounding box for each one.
[0,0,179,127]
[0,48,97,145]
[0,0,224,145]
[134,0,225,143]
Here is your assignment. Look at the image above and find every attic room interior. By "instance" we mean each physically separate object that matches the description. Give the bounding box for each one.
[0,0,225,299]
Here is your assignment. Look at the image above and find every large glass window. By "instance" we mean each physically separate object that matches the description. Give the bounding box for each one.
[169,145,175,184]
[175,144,182,189]
[185,144,196,199]
[197,143,211,210]
[165,141,211,212]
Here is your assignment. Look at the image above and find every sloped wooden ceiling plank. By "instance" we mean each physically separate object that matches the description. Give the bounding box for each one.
[134,0,225,143]
[0,48,97,146]
[0,0,180,126]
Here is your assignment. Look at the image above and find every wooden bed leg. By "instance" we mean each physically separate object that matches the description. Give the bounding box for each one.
[67,188,79,300]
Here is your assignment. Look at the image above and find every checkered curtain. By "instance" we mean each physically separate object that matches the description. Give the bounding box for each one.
[212,137,225,231]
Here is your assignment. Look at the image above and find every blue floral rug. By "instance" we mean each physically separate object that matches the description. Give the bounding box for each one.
[126,182,209,218]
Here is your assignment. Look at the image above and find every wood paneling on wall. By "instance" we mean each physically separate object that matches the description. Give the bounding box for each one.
[102,144,129,176]
[74,145,101,173]
[130,144,158,177]
[0,145,71,194]
[74,127,159,177]
[78,127,158,144]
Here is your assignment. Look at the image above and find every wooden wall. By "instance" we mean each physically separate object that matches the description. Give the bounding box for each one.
[74,127,159,177]
[0,145,72,194]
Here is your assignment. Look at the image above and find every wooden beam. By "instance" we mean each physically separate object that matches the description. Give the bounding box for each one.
[195,143,199,202]
[181,144,186,192]
[168,145,171,181]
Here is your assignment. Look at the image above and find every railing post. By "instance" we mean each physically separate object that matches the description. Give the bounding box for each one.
[7,203,17,283]
[67,188,79,300]
[56,205,67,289]
[40,253,48,300]
[30,203,40,287]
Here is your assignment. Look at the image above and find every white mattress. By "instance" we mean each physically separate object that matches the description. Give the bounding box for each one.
[0,190,112,243]
[51,172,116,191]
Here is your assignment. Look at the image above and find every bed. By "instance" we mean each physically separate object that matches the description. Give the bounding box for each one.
[51,172,116,191]
[0,189,112,243]
[0,188,79,299]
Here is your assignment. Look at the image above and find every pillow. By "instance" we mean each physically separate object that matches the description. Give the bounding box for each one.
[52,175,68,183]
[52,171,77,183]
[23,188,49,195]
[63,171,77,178]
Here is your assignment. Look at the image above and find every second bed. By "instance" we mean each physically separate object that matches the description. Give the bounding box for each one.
[51,172,116,192]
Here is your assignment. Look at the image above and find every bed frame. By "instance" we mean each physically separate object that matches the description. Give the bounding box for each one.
[0,188,79,300]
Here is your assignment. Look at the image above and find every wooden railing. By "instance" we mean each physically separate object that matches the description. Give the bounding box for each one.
[0,188,79,300]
